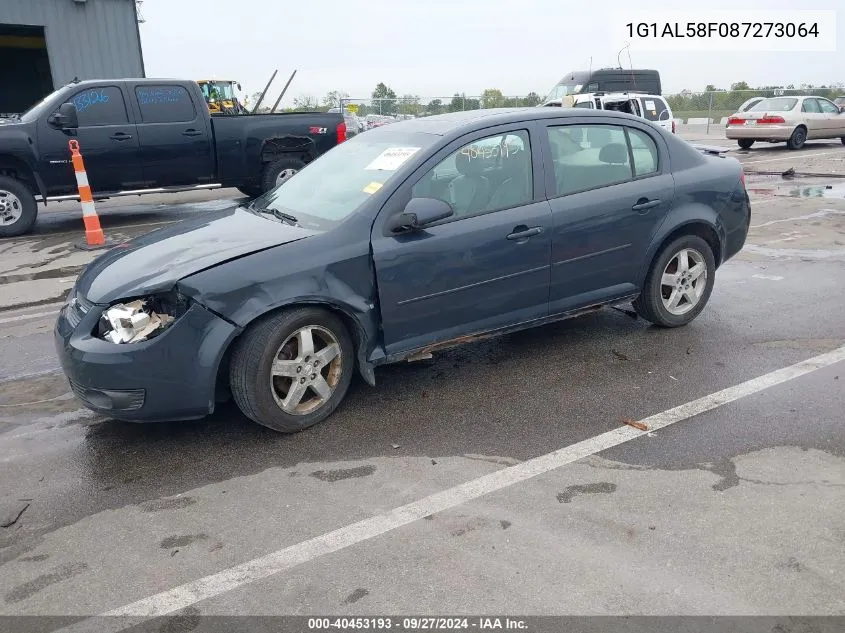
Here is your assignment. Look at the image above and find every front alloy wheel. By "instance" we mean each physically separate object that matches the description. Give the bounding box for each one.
[229,307,355,432]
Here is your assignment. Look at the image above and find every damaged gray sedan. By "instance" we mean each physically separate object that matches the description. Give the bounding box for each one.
[55,107,750,432]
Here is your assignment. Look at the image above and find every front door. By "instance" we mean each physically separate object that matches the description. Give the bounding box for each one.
[132,83,215,187]
[541,120,674,314]
[371,126,552,356]
[38,85,143,195]
[816,98,845,136]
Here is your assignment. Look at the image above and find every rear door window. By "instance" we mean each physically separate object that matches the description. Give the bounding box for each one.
[627,128,659,176]
[135,85,197,123]
[546,124,633,196]
[801,99,821,113]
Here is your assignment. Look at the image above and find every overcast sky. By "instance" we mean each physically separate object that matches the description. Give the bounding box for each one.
[137,0,843,106]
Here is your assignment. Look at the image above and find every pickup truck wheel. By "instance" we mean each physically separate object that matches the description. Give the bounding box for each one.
[633,235,716,328]
[0,177,37,237]
[261,156,306,193]
[229,307,355,433]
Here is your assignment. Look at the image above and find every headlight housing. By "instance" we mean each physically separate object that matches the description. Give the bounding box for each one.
[96,290,190,344]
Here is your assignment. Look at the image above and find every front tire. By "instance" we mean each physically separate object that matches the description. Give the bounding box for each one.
[633,235,716,328]
[737,139,754,149]
[260,156,307,193]
[0,177,38,237]
[229,307,354,433]
[786,126,807,150]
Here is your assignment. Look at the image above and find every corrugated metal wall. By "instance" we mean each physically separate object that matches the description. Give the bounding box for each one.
[0,0,144,87]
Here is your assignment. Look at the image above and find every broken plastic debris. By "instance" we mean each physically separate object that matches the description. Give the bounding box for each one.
[623,419,649,431]
[103,300,174,344]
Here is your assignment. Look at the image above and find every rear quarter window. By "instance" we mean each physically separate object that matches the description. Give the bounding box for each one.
[135,85,197,123]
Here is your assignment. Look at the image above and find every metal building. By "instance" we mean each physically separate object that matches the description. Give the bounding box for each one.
[0,0,144,114]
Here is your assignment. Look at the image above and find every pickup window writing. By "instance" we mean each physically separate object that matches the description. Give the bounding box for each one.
[135,85,196,123]
[66,87,129,126]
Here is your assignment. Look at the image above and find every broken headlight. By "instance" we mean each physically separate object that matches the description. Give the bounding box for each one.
[96,291,190,344]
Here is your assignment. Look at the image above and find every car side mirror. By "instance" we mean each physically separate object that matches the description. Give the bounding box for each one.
[47,102,79,132]
[386,197,453,233]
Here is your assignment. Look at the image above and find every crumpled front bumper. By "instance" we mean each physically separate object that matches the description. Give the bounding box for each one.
[54,294,240,422]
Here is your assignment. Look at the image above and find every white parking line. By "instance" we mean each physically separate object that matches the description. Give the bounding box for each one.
[54,344,845,630]
[742,149,845,165]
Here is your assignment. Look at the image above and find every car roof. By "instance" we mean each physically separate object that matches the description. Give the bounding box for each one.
[380,107,651,136]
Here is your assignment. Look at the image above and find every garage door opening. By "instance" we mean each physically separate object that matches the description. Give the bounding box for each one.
[0,24,53,116]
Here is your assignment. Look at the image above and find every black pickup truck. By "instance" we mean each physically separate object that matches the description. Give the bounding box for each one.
[0,78,346,236]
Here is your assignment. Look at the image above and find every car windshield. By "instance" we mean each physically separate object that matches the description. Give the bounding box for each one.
[545,82,584,101]
[18,89,63,123]
[750,97,798,112]
[251,130,439,230]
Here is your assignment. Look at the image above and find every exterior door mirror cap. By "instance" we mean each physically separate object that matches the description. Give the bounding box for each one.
[387,197,454,233]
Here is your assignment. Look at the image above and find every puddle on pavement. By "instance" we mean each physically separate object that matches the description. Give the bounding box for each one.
[746,181,845,199]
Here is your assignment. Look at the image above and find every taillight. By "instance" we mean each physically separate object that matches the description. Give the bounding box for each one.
[336,121,347,143]
[758,116,785,124]
[727,117,744,125]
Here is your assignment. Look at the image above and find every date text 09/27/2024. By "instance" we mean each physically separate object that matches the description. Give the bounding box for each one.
[626,22,820,38]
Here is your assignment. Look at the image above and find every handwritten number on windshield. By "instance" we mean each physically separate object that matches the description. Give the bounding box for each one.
[73,89,110,112]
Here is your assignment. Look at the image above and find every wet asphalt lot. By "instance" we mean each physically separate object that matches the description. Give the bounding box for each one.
[1,133,845,629]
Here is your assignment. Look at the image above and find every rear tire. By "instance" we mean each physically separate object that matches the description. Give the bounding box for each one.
[260,156,307,193]
[841,137,845,145]
[0,177,37,237]
[633,235,716,328]
[786,126,807,150]
[229,307,355,433]
[737,139,754,149]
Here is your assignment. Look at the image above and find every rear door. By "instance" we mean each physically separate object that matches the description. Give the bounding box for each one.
[131,83,215,187]
[800,98,825,138]
[540,118,674,314]
[370,124,553,355]
[38,85,143,194]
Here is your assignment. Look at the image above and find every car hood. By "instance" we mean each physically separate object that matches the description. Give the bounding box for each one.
[76,205,319,304]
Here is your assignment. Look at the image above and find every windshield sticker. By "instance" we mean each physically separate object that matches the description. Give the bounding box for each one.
[362,182,383,194]
[645,100,656,111]
[365,147,420,171]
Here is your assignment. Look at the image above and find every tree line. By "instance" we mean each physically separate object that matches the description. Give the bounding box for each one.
[249,81,844,118]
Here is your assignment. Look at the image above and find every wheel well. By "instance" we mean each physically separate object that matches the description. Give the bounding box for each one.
[213,302,365,404]
[656,222,722,268]
[0,157,38,197]
[260,137,316,165]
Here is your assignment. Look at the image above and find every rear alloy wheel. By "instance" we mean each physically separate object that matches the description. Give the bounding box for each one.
[633,235,716,327]
[737,139,754,149]
[229,308,354,433]
[786,126,807,150]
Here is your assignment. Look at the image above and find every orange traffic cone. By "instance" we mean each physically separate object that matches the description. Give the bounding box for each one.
[69,139,112,250]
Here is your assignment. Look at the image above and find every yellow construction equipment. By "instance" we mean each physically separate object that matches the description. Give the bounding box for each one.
[197,79,248,114]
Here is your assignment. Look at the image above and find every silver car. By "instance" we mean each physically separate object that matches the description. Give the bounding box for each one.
[725,96,845,150]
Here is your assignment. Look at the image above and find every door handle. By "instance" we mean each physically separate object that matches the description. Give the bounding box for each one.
[182,129,203,137]
[506,226,543,241]
[109,132,132,141]
[632,198,661,213]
